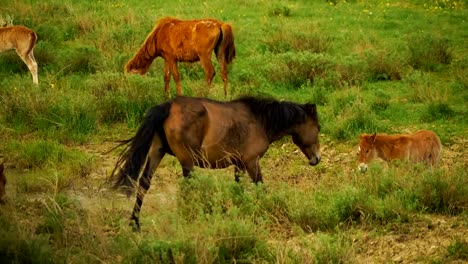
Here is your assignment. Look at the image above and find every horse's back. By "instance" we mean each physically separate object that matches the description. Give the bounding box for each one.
[164,97,208,147]
[163,97,267,167]
[411,130,441,165]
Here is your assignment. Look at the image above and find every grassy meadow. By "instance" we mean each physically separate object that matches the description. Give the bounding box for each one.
[0,0,467,263]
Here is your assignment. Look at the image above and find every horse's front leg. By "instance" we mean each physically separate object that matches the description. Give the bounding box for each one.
[245,158,263,183]
[168,60,183,95]
[163,61,172,97]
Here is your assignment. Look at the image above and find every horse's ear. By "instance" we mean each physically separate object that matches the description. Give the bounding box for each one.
[371,133,377,143]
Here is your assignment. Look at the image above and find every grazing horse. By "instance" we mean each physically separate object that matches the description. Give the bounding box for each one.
[358,130,441,172]
[111,96,321,230]
[0,25,38,84]
[0,161,6,201]
[125,17,236,97]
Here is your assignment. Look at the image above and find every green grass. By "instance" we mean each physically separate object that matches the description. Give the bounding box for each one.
[0,0,467,262]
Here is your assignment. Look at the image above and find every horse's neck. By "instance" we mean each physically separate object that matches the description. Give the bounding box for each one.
[374,135,398,161]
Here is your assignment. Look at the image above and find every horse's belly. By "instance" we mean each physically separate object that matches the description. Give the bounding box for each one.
[197,146,242,169]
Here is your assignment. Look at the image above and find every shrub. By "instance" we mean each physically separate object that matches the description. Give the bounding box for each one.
[420,102,456,122]
[408,34,452,71]
[0,215,55,264]
[263,52,335,89]
[365,49,403,81]
[447,237,468,260]
[129,240,196,264]
[415,167,468,214]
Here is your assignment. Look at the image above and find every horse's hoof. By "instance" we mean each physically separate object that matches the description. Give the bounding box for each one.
[129,217,141,232]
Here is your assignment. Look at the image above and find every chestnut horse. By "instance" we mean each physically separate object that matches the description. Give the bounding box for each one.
[358,130,441,172]
[125,17,236,97]
[111,96,321,230]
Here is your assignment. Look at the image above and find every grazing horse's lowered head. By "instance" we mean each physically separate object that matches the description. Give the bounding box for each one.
[125,17,236,97]
[0,18,38,85]
[358,130,442,173]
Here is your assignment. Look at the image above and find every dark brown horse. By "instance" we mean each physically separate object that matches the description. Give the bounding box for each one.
[111,96,321,230]
[125,17,236,97]
[358,130,441,172]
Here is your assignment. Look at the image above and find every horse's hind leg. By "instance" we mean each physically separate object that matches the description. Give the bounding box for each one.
[18,50,38,85]
[199,55,215,88]
[218,58,228,96]
[168,60,183,95]
[130,145,165,231]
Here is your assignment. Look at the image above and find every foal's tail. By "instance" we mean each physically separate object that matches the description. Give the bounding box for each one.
[216,23,236,64]
[111,102,172,191]
[430,132,442,166]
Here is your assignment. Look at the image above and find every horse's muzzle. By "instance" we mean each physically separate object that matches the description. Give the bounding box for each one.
[309,155,320,166]
[358,163,368,173]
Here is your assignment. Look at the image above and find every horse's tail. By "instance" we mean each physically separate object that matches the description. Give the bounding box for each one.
[431,132,442,166]
[216,23,236,64]
[111,101,172,192]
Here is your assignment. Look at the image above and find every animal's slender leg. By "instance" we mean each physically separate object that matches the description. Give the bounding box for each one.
[199,56,215,88]
[163,61,172,97]
[169,60,183,95]
[18,51,38,85]
[245,158,263,183]
[130,147,165,231]
[218,58,228,96]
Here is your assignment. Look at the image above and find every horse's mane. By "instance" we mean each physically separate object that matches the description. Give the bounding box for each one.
[235,96,317,140]
[126,18,176,71]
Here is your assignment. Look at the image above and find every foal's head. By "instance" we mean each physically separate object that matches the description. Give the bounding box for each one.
[358,133,377,172]
[292,104,321,166]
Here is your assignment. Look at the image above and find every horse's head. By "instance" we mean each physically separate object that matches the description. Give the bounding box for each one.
[292,103,321,166]
[124,52,155,76]
[0,162,6,201]
[358,133,377,172]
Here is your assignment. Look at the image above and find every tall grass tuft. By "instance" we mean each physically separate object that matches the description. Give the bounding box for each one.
[408,34,453,71]
[415,166,468,215]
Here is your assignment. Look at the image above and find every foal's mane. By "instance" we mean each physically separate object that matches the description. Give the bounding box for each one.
[234,96,317,140]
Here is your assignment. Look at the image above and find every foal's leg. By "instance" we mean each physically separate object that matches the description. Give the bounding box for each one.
[18,50,38,85]
[130,147,165,231]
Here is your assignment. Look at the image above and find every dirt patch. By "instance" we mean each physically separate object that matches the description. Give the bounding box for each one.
[351,215,467,263]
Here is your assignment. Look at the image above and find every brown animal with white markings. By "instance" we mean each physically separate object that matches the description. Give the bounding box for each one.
[0,24,38,84]
[358,130,441,172]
